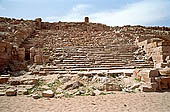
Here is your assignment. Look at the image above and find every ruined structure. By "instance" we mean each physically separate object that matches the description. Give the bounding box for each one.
[0,17,170,97]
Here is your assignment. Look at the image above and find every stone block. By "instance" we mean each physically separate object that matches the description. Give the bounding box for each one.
[84,17,89,23]
[17,48,25,54]
[160,77,170,89]
[155,63,167,68]
[6,89,17,96]
[159,68,170,76]
[133,69,142,80]
[9,80,20,86]
[0,47,6,53]
[62,81,84,90]
[32,94,40,99]
[0,92,5,96]
[0,77,9,84]
[158,41,170,46]
[141,77,155,83]
[142,86,155,92]
[38,71,47,76]
[6,43,12,54]
[104,83,121,91]
[20,78,38,85]
[42,55,49,63]
[139,69,159,78]
[0,42,6,47]
[150,82,159,91]
[124,72,132,77]
[42,90,54,98]
[34,55,42,64]
[17,89,28,95]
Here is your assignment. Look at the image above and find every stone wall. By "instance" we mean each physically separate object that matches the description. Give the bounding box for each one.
[0,41,26,73]
[133,68,170,92]
[136,38,170,68]
[0,41,12,72]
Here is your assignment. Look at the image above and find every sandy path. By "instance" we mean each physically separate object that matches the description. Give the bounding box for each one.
[0,92,170,112]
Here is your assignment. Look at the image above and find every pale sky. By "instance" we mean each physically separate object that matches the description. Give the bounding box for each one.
[0,0,170,26]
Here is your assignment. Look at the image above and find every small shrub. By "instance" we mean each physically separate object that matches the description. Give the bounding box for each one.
[135,78,141,82]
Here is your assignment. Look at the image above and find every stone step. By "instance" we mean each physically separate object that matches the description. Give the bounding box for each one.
[135,63,154,66]
[135,66,154,68]
[41,67,112,72]
[94,62,126,65]
[134,62,154,65]
[131,60,146,62]
[93,65,125,67]
[40,66,135,72]
[60,61,92,64]
[62,59,91,62]
[72,56,87,58]
[57,64,91,67]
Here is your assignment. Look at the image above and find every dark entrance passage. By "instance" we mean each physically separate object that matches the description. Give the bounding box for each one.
[25,50,30,60]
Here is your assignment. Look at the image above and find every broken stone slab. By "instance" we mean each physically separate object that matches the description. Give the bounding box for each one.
[32,94,40,99]
[17,89,28,95]
[129,83,141,90]
[160,77,170,89]
[133,69,159,80]
[62,81,84,90]
[141,82,159,92]
[55,93,64,98]
[93,89,102,95]
[0,77,9,84]
[104,83,121,91]
[159,68,170,76]
[6,88,17,96]
[90,91,95,96]
[141,69,159,77]
[38,71,47,76]
[20,78,38,85]
[24,72,33,75]
[142,86,155,92]
[42,90,54,98]
[133,69,142,79]
[0,74,10,77]
[17,85,34,90]
[141,76,156,83]
[124,72,133,77]
[41,85,50,90]
[0,92,5,96]
[0,85,6,90]
[9,79,20,86]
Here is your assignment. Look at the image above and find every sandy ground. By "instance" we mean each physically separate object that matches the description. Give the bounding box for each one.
[0,92,170,112]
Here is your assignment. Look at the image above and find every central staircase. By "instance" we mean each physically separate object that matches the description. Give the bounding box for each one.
[39,45,154,75]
